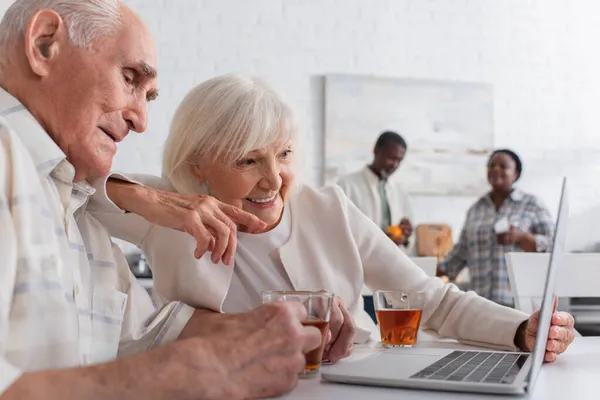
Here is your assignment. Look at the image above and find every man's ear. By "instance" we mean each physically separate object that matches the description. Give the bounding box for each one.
[24,9,67,77]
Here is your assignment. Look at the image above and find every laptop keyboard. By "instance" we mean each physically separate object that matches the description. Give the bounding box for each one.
[410,351,529,384]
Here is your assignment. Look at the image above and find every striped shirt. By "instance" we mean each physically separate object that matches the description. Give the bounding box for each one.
[0,88,194,395]
[438,190,554,306]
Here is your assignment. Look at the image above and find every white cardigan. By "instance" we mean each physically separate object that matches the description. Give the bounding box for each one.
[88,175,528,348]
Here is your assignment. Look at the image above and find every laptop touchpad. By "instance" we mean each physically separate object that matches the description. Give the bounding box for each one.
[326,352,443,379]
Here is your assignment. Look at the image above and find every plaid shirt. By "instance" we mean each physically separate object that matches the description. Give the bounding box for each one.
[0,88,193,394]
[438,189,554,306]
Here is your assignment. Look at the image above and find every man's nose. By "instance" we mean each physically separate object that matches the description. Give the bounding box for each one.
[123,97,148,133]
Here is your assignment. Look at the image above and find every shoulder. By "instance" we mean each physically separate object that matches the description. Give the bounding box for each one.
[0,117,36,177]
[294,183,349,207]
[337,169,364,186]
[0,116,22,153]
[466,194,488,215]
[289,185,358,242]
[291,184,354,220]
[519,191,550,211]
[471,194,487,208]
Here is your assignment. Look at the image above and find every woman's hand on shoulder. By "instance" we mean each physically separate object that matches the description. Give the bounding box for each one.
[108,180,266,264]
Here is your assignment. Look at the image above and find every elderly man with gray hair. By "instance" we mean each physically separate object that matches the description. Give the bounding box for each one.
[0,1,322,399]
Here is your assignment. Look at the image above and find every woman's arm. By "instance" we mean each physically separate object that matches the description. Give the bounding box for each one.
[87,175,157,247]
[89,174,265,264]
[88,174,238,311]
[337,187,528,350]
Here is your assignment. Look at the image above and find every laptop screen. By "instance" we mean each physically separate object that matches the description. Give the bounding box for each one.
[526,178,569,390]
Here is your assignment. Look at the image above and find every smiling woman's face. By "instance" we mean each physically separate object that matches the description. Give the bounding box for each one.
[194,138,296,232]
[487,152,518,191]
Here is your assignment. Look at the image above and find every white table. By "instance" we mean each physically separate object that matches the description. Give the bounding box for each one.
[280,334,600,399]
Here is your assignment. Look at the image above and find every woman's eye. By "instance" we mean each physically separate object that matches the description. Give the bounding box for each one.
[280,149,293,158]
[238,159,255,166]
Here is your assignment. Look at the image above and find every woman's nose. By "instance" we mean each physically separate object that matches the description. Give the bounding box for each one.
[261,164,282,190]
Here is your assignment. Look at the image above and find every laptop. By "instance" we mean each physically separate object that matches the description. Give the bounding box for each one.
[322,178,569,395]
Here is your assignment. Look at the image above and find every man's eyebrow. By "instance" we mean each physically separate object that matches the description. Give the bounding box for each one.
[132,61,158,101]
[147,88,159,102]
[137,61,157,79]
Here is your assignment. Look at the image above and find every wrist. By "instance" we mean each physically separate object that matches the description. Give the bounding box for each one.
[515,231,532,244]
[516,232,537,252]
[178,309,223,340]
[106,178,150,214]
[513,320,528,351]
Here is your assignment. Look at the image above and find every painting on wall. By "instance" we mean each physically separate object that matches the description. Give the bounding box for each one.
[324,74,494,196]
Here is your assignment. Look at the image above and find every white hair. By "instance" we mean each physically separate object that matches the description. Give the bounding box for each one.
[0,0,122,64]
[163,74,299,196]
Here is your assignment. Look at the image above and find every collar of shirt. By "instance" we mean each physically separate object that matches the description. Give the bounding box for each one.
[0,87,94,197]
[481,188,525,206]
[363,165,386,186]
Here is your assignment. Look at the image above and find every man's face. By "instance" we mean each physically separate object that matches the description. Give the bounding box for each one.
[373,143,406,178]
[28,7,158,181]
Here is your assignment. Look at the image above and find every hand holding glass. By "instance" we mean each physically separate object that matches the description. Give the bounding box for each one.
[261,290,334,378]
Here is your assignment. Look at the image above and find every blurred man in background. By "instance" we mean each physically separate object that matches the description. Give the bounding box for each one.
[338,131,414,253]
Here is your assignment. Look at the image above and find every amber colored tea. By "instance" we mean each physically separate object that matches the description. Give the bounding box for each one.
[302,319,330,373]
[376,309,423,346]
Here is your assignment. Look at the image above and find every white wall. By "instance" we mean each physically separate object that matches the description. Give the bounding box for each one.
[2,0,600,251]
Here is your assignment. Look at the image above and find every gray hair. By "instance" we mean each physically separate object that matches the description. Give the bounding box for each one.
[0,0,122,68]
[163,74,299,196]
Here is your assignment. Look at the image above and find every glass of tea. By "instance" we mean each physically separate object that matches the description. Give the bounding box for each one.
[373,290,424,347]
[261,290,334,378]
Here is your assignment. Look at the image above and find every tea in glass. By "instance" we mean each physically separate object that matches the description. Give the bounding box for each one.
[374,290,424,347]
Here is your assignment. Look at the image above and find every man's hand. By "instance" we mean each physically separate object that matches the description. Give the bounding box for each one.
[322,296,355,364]
[183,297,356,367]
[107,179,266,265]
[386,231,408,246]
[3,303,320,400]
[514,298,576,362]
[178,303,322,399]
[386,218,412,246]
[399,217,413,239]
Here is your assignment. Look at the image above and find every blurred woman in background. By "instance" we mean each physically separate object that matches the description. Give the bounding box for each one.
[437,149,554,307]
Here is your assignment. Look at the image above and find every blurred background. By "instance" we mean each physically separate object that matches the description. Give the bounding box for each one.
[3,0,599,331]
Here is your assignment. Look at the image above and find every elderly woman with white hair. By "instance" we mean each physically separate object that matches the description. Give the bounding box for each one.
[89,74,575,364]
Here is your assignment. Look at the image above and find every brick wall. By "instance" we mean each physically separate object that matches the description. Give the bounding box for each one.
[2,0,600,251]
